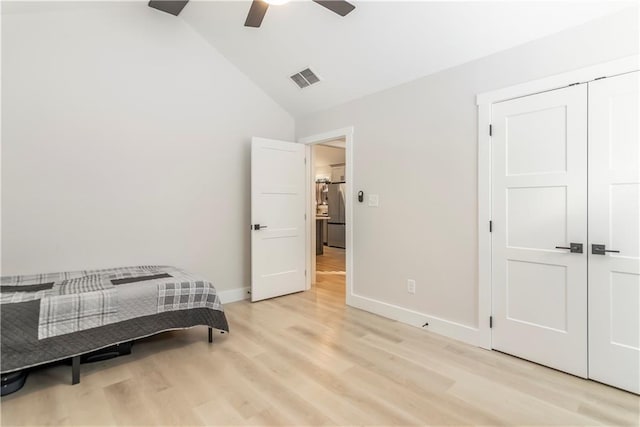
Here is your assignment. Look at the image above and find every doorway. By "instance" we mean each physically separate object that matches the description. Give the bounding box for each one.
[300,128,354,304]
[313,141,346,295]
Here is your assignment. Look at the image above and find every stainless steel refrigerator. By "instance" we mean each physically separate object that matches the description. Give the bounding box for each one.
[327,183,346,248]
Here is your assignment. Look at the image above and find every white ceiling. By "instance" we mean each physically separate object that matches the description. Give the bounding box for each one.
[5,1,632,117]
[314,144,345,167]
[181,1,635,117]
[319,138,346,149]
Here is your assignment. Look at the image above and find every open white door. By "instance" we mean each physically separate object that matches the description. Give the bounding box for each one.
[588,71,640,394]
[491,84,588,377]
[251,137,306,302]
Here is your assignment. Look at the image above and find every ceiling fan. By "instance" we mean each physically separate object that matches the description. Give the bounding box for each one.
[245,0,355,28]
[148,0,356,28]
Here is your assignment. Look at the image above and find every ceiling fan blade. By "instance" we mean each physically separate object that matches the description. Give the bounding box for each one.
[312,0,355,17]
[245,0,269,27]
[148,0,189,16]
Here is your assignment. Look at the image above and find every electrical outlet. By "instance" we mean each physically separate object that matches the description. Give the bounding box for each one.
[407,279,416,294]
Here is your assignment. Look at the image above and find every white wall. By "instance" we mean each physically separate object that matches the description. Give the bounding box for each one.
[1,2,294,293]
[296,9,639,335]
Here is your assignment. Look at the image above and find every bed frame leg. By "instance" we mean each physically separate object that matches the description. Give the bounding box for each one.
[208,327,213,343]
[71,356,80,385]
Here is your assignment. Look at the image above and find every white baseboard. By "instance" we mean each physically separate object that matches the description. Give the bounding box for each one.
[217,286,486,347]
[218,286,250,304]
[348,293,485,347]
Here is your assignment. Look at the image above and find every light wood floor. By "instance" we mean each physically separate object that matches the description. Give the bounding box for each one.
[317,246,345,272]
[1,275,638,426]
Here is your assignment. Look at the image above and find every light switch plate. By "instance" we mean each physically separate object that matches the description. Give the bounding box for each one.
[368,194,379,207]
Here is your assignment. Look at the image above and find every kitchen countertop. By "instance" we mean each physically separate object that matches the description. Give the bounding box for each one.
[316,216,331,220]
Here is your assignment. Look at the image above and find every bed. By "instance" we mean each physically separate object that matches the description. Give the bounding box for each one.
[0,265,229,385]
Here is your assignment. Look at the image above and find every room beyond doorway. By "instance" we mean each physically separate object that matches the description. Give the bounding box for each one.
[313,140,347,283]
[299,127,353,303]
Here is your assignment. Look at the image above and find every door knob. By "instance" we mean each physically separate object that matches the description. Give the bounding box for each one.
[592,244,620,255]
[252,224,268,231]
[555,243,583,253]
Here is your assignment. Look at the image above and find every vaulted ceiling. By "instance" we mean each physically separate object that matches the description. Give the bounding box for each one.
[180,1,634,117]
[5,1,632,118]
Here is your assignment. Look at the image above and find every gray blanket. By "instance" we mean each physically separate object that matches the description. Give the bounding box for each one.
[1,266,229,373]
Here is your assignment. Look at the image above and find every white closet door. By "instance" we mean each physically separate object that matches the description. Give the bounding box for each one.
[588,71,640,394]
[492,85,588,377]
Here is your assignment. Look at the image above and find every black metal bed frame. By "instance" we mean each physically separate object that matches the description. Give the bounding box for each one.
[70,327,216,385]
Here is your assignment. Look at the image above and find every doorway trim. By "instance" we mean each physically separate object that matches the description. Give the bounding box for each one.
[476,55,639,350]
[299,127,354,305]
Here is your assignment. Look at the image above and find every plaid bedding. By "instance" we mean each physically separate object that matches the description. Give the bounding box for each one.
[158,281,221,313]
[1,266,229,373]
[57,274,114,294]
[0,266,164,302]
[39,286,118,339]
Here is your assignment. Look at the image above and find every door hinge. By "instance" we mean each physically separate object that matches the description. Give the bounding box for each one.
[305,269,307,277]
[489,124,492,136]
[304,213,307,220]
[489,316,493,328]
[304,157,307,164]
[489,220,493,232]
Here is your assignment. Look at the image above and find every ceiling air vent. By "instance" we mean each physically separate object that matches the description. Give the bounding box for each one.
[290,68,321,89]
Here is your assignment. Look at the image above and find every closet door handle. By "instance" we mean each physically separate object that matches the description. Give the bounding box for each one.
[555,243,583,253]
[592,244,620,255]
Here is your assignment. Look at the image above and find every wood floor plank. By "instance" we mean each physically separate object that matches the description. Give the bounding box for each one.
[103,378,160,426]
[316,246,346,272]
[193,397,246,426]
